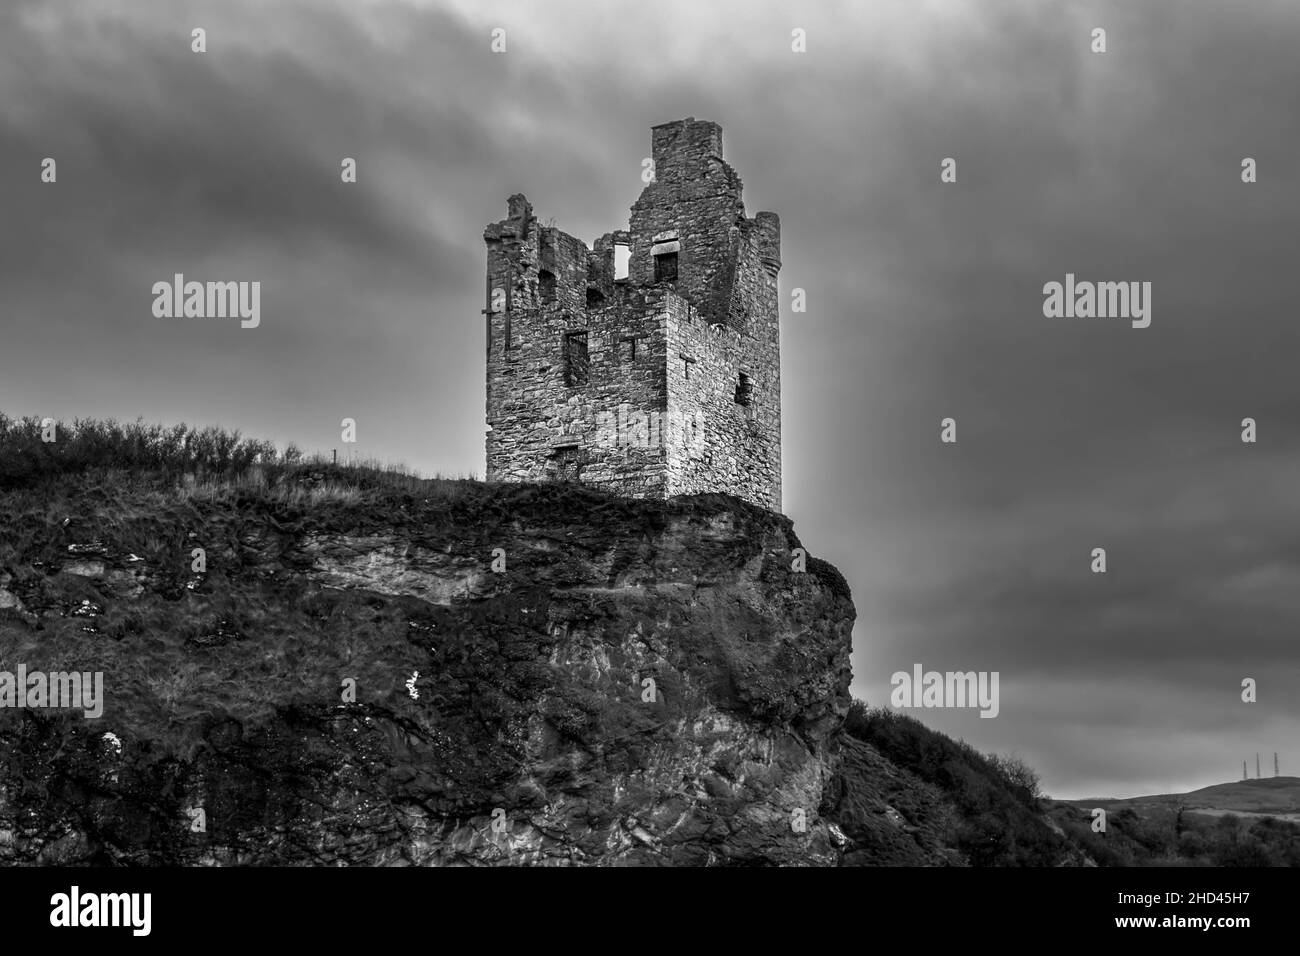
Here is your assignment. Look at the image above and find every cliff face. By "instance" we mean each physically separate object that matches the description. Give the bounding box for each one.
[0,475,854,865]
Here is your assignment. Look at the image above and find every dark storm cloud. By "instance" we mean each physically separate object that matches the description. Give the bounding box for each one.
[2,0,1297,798]
[0,1,475,300]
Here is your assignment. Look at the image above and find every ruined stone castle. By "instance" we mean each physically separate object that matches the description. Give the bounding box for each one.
[483,118,782,511]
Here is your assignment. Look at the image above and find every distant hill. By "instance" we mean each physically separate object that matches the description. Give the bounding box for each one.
[1066,777,1300,819]
[1049,777,1300,865]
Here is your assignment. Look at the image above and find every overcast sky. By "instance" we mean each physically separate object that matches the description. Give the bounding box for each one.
[2,0,1298,800]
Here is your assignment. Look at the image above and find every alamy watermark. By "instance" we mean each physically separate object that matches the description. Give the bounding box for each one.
[50,886,150,936]
[890,663,999,718]
[591,403,706,454]
[1042,273,1150,328]
[0,666,104,718]
[151,274,260,328]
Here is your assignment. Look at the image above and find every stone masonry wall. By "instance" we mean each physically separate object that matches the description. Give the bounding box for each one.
[629,119,747,328]
[483,119,782,511]
[665,279,781,511]
[484,271,670,497]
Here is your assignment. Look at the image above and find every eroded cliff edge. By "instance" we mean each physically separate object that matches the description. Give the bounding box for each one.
[0,476,854,865]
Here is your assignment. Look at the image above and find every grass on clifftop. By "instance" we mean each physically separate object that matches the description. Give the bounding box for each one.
[0,413,445,494]
[0,414,810,523]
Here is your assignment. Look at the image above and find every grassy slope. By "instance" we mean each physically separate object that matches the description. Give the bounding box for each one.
[831,704,1077,866]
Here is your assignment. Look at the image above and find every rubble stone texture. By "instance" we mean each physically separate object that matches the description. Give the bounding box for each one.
[0,480,854,866]
[484,118,783,511]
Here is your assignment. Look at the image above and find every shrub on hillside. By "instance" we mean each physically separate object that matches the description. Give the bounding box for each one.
[842,703,1066,865]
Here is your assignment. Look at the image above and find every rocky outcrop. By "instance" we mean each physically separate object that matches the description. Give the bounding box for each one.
[0,478,854,865]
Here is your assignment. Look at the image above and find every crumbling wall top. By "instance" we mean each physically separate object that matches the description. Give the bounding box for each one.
[651,118,725,173]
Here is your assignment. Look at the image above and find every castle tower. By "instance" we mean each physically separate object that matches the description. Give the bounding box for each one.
[482,119,782,511]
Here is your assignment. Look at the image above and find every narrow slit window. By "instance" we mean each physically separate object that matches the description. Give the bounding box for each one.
[613,243,630,281]
[735,372,753,406]
[650,238,680,285]
[564,331,589,386]
[539,269,557,305]
[653,251,678,283]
